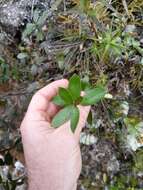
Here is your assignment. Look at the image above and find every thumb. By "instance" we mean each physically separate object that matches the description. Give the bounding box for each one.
[74,105,91,141]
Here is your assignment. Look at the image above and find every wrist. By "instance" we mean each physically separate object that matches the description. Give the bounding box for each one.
[28,176,77,190]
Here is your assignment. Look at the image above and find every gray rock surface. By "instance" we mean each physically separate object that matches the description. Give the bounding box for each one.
[81,139,120,179]
[0,3,28,29]
[0,0,50,36]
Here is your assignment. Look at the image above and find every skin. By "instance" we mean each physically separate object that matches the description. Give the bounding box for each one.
[20,79,90,190]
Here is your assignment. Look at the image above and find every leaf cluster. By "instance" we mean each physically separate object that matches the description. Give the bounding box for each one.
[52,74,106,132]
[91,30,124,63]
[22,10,49,42]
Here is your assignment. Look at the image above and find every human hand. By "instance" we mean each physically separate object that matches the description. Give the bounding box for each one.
[20,79,90,190]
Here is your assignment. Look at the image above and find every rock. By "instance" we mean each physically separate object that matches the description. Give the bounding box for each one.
[12,161,25,180]
[0,185,5,190]
[80,132,98,145]
[107,155,120,174]
[14,161,25,173]
[125,25,136,33]
[0,0,50,37]
[15,184,27,190]
[81,139,120,179]
[0,2,28,39]
[27,81,40,93]
[0,166,9,180]
[0,3,28,32]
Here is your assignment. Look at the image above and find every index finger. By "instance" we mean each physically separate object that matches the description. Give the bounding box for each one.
[28,79,68,112]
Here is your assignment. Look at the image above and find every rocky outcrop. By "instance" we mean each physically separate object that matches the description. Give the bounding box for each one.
[0,0,50,37]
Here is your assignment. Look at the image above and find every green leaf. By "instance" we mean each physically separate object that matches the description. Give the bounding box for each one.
[51,105,72,128]
[80,0,90,12]
[81,78,91,91]
[59,87,73,104]
[36,31,44,42]
[87,110,92,125]
[68,74,81,100]
[0,56,5,63]
[37,11,49,26]
[33,10,40,23]
[51,0,63,11]
[5,181,10,190]
[70,106,79,132]
[53,95,66,106]
[23,23,36,38]
[17,53,28,59]
[81,86,106,105]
